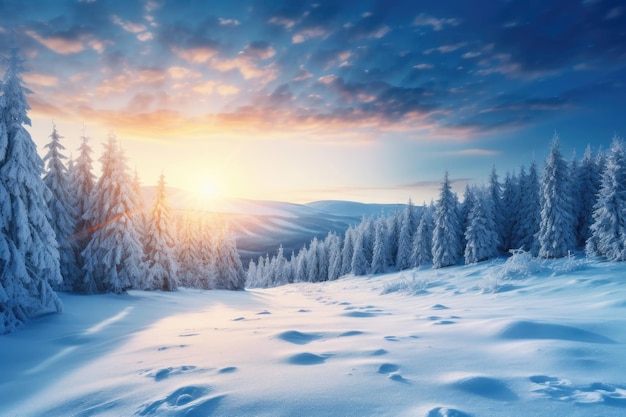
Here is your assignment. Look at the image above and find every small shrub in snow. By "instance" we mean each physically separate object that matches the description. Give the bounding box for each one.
[381,272,429,295]
[498,248,544,280]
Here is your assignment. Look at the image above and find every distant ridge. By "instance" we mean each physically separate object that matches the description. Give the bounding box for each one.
[141,187,407,264]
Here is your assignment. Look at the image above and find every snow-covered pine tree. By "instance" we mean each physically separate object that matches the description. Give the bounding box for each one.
[42,123,80,291]
[326,232,342,281]
[144,172,178,291]
[246,259,259,287]
[213,224,246,290]
[488,166,506,253]
[501,172,520,252]
[370,216,390,274]
[71,129,96,273]
[306,237,320,282]
[0,49,63,333]
[316,236,330,282]
[340,226,355,275]
[464,187,499,264]
[586,137,626,261]
[512,161,540,253]
[272,245,288,285]
[538,134,577,258]
[351,226,369,276]
[411,203,434,266]
[81,134,146,294]
[432,172,463,268]
[576,145,602,247]
[386,211,401,266]
[460,185,475,248]
[294,246,308,282]
[176,212,200,287]
[396,200,417,270]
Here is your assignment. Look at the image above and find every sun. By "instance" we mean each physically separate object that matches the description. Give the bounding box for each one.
[197,178,222,200]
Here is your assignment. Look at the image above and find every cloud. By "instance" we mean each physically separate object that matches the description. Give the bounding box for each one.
[452,148,501,156]
[167,66,201,79]
[216,84,240,96]
[111,14,147,33]
[268,16,298,30]
[293,65,313,81]
[137,32,154,42]
[413,63,434,70]
[25,30,85,54]
[218,18,240,26]
[173,46,219,63]
[424,43,467,55]
[210,42,278,82]
[23,73,59,87]
[413,13,461,31]
[192,81,215,95]
[292,27,328,43]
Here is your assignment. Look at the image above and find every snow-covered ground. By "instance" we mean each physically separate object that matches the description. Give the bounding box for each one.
[2,255,626,417]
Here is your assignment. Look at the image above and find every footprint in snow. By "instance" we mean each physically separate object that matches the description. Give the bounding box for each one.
[275,330,324,345]
[452,376,518,401]
[147,365,199,381]
[530,375,626,406]
[378,363,409,383]
[138,385,226,416]
[255,310,271,315]
[286,352,332,365]
[425,406,473,417]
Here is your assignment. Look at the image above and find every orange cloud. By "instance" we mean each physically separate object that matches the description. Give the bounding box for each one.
[23,73,59,87]
[26,30,84,54]
[173,46,218,64]
[167,66,201,79]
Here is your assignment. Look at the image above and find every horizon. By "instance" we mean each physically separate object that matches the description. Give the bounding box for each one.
[3,0,625,204]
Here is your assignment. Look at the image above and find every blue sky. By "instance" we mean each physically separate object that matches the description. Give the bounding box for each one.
[1,0,625,203]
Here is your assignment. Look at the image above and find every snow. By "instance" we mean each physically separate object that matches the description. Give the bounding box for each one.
[2,256,626,416]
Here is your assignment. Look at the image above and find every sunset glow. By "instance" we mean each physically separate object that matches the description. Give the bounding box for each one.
[1,0,624,203]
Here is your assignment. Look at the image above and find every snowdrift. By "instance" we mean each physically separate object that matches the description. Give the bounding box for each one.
[1,255,625,416]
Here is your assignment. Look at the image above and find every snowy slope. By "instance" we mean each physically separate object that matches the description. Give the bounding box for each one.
[2,255,626,416]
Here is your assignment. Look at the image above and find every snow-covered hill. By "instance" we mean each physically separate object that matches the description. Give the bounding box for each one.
[2,255,625,416]
[141,187,406,263]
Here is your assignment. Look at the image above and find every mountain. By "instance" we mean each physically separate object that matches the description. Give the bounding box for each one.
[141,187,407,264]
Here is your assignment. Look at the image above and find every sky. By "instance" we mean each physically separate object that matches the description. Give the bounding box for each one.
[1,0,625,204]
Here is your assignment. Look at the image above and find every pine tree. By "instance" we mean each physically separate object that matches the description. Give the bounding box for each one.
[432,172,463,268]
[144,172,178,291]
[340,226,355,275]
[0,49,62,333]
[81,135,145,293]
[411,203,434,266]
[512,161,540,253]
[272,245,288,285]
[488,166,505,252]
[351,226,369,276]
[396,200,417,270]
[213,224,246,290]
[246,259,259,287]
[501,172,520,252]
[576,145,602,247]
[538,134,577,258]
[43,123,80,291]
[326,232,342,280]
[370,216,390,274]
[464,188,499,264]
[71,129,96,270]
[586,137,626,261]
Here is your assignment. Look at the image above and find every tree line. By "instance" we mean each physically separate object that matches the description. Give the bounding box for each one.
[248,134,625,288]
[1,50,245,334]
